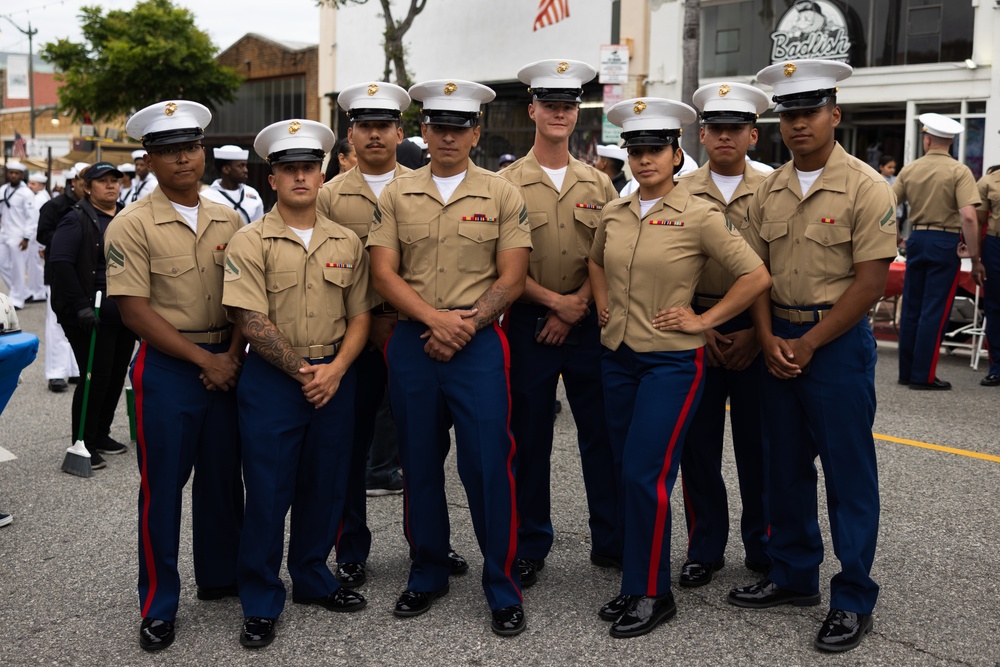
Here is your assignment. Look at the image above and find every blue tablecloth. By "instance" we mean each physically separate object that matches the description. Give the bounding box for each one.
[0,332,39,415]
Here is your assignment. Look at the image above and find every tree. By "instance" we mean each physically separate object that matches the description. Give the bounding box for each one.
[320,0,427,89]
[680,0,701,158]
[41,0,242,123]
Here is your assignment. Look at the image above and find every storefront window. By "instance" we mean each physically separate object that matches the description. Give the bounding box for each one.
[701,0,973,76]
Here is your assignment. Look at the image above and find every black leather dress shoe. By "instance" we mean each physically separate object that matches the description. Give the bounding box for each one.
[679,557,725,588]
[814,608,873,652]
[590,552,623,569]
[393,586,449,618]
[516,557,544,588]
[744,557,771,574]
[240,616,276,648]
[598,594,636,622]
[448,549,469,575]
[139,618,174,652]
[609,593,677,638]
[47,378,68,393]
[197,585,238,600]
[336,562,367,588]
[981,373,1000,387]
[292,587,366,612]
[909,377,951,390]
[727,579,821,608]
[491,604,526,636]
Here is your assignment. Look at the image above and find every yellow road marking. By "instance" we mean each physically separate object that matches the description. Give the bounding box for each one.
[875,432,1000,462]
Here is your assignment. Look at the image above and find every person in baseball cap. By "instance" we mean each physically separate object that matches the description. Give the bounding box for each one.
[498,153,516,170]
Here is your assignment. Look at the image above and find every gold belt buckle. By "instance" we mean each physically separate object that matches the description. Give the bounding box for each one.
[787,309,806,324]
[208,330,223,344]
[308,344,325,359]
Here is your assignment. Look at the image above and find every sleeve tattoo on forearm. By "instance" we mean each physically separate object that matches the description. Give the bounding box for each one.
[233,308,304,377]
[472,282,512,330]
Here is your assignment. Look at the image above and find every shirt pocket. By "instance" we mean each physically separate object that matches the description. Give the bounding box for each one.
[456,221,500,273]
[398,223,431,274]
[573,208,600,258]
[265,269,298,324]
[322,266,354,319]
[149,254,198,307]
[803,222,852,278]
[758,221,789,276]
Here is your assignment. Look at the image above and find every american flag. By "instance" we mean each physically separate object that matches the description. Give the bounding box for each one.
[12,131,28,159]
[533,0,570,31]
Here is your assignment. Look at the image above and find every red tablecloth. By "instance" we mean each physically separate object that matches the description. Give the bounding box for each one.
[883,261,979,298]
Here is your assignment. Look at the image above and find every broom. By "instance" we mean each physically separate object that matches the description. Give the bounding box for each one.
[61,291,101,478]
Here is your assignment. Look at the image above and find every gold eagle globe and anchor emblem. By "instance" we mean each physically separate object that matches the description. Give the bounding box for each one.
[164,102,178,116]
[557,61,569,74]
[288,121,301,134]
[783,62,797,77]
[719,84,731,97]
[367,83,379,96]
[633,100,647,115]
[443,82,458,95]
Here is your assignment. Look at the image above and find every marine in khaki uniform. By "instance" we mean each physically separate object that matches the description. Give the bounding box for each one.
[727,60,898,654]
[678,81,772,590]
[105,101,245,653]
[318,82,468,590]
[367,78,532,636]
[501,59,621,588]
[589,97,769,639]
[975,168,1000,386]
[892,114,983,389]
[223,119,373,649]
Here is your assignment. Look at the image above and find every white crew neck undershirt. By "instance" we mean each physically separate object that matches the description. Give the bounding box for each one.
[170,201,199,233]
[639,197,663,218]
[363,169,396,199]
[289,226,314,248]
[540,165,567,192]
[710,171,743,204]
[796,167,824,197]
[432,171,466,204]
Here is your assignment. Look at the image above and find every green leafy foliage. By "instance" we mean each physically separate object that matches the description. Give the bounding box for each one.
[40,0,242,122]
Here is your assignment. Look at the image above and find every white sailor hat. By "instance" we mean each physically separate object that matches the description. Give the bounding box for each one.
[254,119,336,165]
[74,162,91,176]
[213,145,250,161]
[117,163,135,174]
[596,144,628,162]
[28,172,47,183]
[338,82,411,122]
[606,98,698,147]
[5,161,26,172]
[756,59,852,112]
[919,113,964,140]
[131,149,147,161]
[517,59,597,103]
[406,136,427,150]
[408,79,495,127]
[126,100,212,148]
[693,81,770,124]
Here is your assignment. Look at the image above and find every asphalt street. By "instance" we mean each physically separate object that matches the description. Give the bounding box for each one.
[1,298,998,666]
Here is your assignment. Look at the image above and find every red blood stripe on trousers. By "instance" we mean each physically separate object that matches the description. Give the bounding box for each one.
[927,268,961,382]
[133,343,158,617]
[648,347,705,596]
[494,321,523,601]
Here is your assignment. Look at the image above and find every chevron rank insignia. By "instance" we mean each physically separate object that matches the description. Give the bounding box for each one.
[224,256,241,281]
[106,242,126,275]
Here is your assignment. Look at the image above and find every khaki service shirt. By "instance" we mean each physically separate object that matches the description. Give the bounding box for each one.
[105,187,242,332]
[892,149,979,230]
[366,160,531,309]
[745,142,897,307]
[683,161,767,297]
[316,164,411,243]
[976,171,1000,235]
[500,149,618,294]
[590,182,762,353]
[222,210,374,348]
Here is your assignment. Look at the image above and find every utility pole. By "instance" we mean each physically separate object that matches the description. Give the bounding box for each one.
[1,17,38,138]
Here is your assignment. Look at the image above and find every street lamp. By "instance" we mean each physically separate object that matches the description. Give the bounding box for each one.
[0,17,39,139]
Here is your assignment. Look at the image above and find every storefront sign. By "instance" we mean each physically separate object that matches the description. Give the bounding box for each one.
[602,84,624,143]
[600,44,630,85]
[770,0,852,64]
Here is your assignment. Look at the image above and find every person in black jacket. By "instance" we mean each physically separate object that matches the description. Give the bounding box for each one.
[49,163,137,470]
